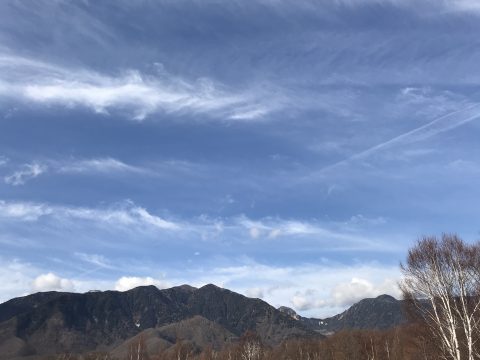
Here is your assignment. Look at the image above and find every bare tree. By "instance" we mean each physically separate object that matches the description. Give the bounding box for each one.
[171,339,194,360]
[237,332,262,360]
[400,234,480,360]
[127,335,149,360]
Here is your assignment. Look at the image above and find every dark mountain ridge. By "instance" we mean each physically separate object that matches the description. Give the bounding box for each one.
[0,284,317,359]
[0,285,406,359]
[278,294,406,335]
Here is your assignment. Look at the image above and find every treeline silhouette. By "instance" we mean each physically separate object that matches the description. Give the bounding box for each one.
[46,321,441,360]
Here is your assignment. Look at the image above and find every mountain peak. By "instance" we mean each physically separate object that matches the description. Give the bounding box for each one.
[198,283,225,292]
[0,283,319,359]
[128,285,159,291]
[375,294,397,302]
[278,306,299,320]
[174,284,198,292]
[0,285,406,359]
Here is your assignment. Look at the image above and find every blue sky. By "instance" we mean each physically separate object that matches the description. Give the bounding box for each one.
[1,0,480,317]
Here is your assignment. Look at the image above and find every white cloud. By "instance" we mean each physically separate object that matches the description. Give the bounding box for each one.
[75,252,112,268]
[62,204,180,230]
[0,257,114,303]
[288,274,401,314]
[445,0,480,12]
[235,215,393,251]
[0,54,278,121]
[307,102,480,179]
[0,198,394,253]
[447,159,480,174]
[291,294,323,311]
[315,0,480,14]
[180,260,402,318]
[32,272,75,292]
[397,87,469,120]
[16,156,206,180]
[0,200,51,221]
[254,0,480,18]
[229,107,270,121]
[58,157,146,174]
[129,207,179,230]
[245,287,264,299]
[330,277,399,307]
[4,157,152,183]
[114,276,170,291]
[0,259,38,302]
[249,227,261,239]
[0,156,8,167]
[0,255,402,318]
[239,216,323,239]
[4,162,47,186]
[0,199,179,230]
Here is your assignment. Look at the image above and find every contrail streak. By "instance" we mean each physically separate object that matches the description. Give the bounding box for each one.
[309,103,480,178]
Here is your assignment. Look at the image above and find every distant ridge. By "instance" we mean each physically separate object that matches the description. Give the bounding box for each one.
[278,294,405,334]
[0,285,405,359]
[0,284,317,359]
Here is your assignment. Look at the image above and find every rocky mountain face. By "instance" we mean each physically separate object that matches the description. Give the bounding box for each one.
[278,294,406,335]
[0,285,406,359]
[0,284,317,359]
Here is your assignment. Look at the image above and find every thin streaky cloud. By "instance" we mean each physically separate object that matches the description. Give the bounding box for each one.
[0,199,397,253]
[350,103,480,158]
[276,0,480,14]
[0,54,280,121]
[3,157,152,185]
[307,103,480,178]
[0,200,179,230]
[58,157,148,175]
[56,157,209,178]
[445,0,480,12]
[4,162,47,186]
[237,217,398,252]
[74,252,113,269]
[48,256,113,282]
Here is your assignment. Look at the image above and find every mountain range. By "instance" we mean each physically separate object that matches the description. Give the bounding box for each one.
[278,294,405,334]
[0,284,405,359]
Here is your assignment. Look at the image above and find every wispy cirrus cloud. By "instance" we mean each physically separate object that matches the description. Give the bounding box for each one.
[74,252,113,269]
[305,0,480,14]
[233,214,395,251]
[0,156,8,166]
[0,199,179,230]
[0,54,281,121]
[4,162,47,186]
[345,103,480,160]
[56,157,204,178]
[3,157,152,186]
[57,157,147,175]
[443,0,480,12]
[0,198,396,253]
[0,201,50,221]
[1,156,226,187]
[305,102,480,180]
